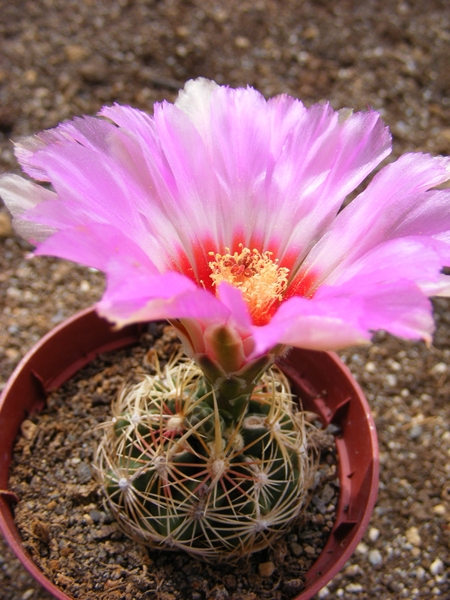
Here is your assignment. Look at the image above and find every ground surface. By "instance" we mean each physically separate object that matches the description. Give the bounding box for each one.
[0,0,449,599]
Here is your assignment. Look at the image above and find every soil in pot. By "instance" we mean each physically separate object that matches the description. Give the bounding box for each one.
[8,323,339,600]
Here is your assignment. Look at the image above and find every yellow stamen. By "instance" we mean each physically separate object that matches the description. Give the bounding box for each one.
[208,245,289,325]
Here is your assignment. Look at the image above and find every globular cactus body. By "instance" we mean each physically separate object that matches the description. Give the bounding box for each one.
[95,358,313,560]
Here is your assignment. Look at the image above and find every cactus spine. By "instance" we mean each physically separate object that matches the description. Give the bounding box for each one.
[95,354,315,560]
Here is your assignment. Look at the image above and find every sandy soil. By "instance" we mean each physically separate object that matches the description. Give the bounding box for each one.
[1,1,449,599]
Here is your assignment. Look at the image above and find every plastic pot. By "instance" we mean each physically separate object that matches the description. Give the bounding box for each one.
[0,307,378,600]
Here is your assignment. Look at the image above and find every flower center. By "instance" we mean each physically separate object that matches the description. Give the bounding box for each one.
[208,245,289,325]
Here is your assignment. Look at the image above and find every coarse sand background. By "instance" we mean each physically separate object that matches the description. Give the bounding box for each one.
[0,1,449,598]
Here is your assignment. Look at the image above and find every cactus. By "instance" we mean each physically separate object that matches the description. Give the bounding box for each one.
[94,354,315,561]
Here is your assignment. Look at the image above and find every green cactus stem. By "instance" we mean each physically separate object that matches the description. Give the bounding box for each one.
[94,355,317,561]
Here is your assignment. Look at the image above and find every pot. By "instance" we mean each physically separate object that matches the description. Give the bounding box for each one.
[0,307,378,600]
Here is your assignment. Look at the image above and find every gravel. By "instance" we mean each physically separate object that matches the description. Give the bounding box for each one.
[1,1,449,599]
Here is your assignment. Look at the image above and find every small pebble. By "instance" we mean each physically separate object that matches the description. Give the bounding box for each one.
[89,509,103,523]
[20,419,37,441]
[289,542,303,557]
[64,44,89,62]
[429,558,444,575]
[5,348,20,361]
[344,564,363,576]
[321,484,335,504]
[369,549,383,566]
[258,561,276,577]
[234,36,250,48]
[431,362,447,374]
[385,374,397,386]
[176,25,190,37]
[389,360,402,371]
[432,504,446,515]
[406,526,422,547]
[5,286,21,299]
[78,57,109,84]
[408,425,423,440]
[317,587,330,598]
[209,587,229,600]
[21,590,35,600]
[345,582,364,593]
[368,527,380,542]
[431,587,442,595]
[416,567,426,580]
[356,542,369,554]
[76,462,92,484]
[282,579,304,593]
[79,280,91,292]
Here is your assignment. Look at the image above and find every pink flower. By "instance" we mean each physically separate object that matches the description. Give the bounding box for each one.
[2,79,450,377]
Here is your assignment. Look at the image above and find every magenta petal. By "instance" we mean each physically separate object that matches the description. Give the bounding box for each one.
[387,189,450,246]
[34,223,159,273]
[14,117,118,181]
[254,274,434,356]
[100,103,182,210]
[252,296,370,355]
[98,282,230,326]
[216,282,253,331]
[14,130,65,182]
[358,283,434,341]
[100,102,228,258]
[319,280,434,342]
[302,153,450,284]
[262,105,391,264]
[329,236,450,293]
[34,223,230,326]
[30,141,148,227]
[316,279,434,342]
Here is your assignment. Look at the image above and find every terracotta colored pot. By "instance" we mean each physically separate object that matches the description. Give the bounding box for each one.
[0,307,378,600]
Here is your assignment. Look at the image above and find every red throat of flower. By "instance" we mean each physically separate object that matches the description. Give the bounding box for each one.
[208,245,290,326]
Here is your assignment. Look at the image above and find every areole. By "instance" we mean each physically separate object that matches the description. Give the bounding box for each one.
[0,307,379,600]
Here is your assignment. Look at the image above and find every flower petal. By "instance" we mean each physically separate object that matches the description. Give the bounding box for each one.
[14,116,119,181]
[99,283,230,327]
[252,295,370,355]
[316,280,434,342]
[174,77,219,141]
[216,282,253,331]
[261,104,392,265]
[101,102,226,273]
[0,174,57,243]
[254,274,435,356]
[301,153,450,288]
[330,236,450,294]
[33,222,159,273]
